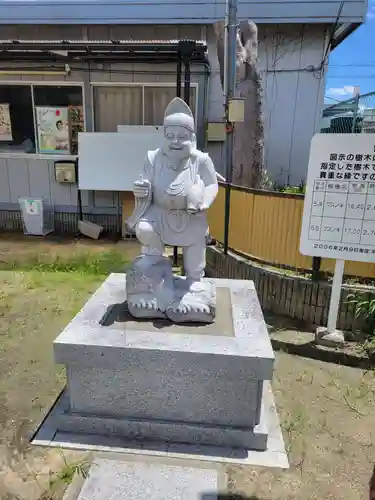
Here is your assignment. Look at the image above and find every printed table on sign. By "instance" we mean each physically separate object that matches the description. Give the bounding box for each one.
[300,134,375,263]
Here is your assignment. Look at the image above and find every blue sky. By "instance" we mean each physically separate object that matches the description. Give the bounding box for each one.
[325,0,375,103]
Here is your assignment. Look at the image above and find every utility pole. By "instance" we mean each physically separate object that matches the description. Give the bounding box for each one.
[351,93,360,133]
[223,0,238,254]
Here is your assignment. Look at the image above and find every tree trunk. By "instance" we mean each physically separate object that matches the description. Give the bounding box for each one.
[213,20,265,188]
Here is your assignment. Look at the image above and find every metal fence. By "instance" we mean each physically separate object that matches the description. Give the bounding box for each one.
[207,184,375,278]
[321,91,375,134]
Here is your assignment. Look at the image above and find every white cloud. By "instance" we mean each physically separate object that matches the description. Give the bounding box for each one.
[326,86,355,97]
[367,3,375,18]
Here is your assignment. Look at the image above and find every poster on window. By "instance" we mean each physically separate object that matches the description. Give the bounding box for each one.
[68,105,84,155]
[36,106,70,154]
[0,103,12,141]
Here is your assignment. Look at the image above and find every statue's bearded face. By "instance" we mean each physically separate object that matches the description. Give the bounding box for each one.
[164,125,193,161]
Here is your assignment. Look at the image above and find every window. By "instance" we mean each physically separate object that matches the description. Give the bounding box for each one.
[0,85,35,153]
[93,86,143,132]
[33,85,84,155]
[33,85,83,108]
[93,85,197,131]
[144,87,196,126]
[0,84,84,155]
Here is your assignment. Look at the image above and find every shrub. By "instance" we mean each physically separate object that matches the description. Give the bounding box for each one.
[349,293,375,357]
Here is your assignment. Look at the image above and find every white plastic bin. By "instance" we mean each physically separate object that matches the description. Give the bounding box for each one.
[19,197,54,236]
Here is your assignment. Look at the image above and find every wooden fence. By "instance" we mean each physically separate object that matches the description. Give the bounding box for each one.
[207,184,375,279]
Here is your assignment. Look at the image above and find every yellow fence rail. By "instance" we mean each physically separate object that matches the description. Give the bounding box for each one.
[122,185,375,278]
[207,185,375,279]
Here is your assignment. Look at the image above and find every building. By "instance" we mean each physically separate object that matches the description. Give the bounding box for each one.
[0,0,367,233]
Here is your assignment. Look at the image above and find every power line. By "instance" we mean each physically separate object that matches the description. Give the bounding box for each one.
[324,96,343,102]
[329,64,375,68]
[328,75,375,78]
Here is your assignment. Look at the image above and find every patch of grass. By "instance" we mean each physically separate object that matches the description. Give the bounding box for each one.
[230,354,375,500]
[0,270,99,500]
[0,250,128,275]
[0,237,138,499]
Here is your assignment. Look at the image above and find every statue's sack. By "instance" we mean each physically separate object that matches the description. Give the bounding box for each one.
[187,175,205,212]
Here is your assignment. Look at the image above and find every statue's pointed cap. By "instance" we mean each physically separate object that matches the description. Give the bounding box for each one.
[164,97,195,132]
[165,97,193,119]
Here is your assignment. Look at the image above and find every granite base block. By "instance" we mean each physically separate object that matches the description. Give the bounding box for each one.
[66,365,264,428]
[55,386,268,450]
[54,274,274,446]
[31,382,289,469]
[46,274,282,454]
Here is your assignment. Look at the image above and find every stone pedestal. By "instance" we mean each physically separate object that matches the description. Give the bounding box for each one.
[53,273,275,451]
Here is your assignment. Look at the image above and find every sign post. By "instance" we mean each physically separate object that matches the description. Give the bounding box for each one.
[326,259,345,334]
[300,133,375,345]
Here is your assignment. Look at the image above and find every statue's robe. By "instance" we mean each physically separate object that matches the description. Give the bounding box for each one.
[136,148,218,247]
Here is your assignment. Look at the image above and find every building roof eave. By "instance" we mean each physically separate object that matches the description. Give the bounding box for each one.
[331,22,361,50]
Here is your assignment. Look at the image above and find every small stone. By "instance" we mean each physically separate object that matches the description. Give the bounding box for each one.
[315,326,345,347]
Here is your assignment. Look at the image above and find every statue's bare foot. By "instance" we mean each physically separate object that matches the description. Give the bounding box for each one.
[166,280,216,323]
[126,254,174,319]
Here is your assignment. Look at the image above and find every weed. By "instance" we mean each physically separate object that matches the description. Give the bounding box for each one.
[348,293,375,357]
[324,388,365,417]
[277,182,306,195]
[52,459,89,486]
[282,406,306,455]
[33,464,89,499]
[296,371,314,385]
[43,453,90,498]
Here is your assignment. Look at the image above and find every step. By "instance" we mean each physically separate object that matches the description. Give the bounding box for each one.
[70,456,223,500]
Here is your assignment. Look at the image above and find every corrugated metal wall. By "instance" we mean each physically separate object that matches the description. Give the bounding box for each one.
[207,185,375,278]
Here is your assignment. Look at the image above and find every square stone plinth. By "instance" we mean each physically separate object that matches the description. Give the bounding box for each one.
[54,274,275,449]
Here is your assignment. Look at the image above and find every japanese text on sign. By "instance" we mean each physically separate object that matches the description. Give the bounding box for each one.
[300,134,375,262]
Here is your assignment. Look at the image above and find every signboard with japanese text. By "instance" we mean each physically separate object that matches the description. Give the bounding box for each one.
[362,109,375,134]
[300,134,375,262]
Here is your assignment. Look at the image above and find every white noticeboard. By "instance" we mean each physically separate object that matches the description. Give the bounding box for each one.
[300,133,375,263]
[78,130,164,191]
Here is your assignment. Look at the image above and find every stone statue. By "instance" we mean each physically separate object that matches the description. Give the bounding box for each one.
[126,97,219,323]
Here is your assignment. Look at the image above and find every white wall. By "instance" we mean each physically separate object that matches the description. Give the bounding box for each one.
[206,23,329,185]
[0,23,328,214]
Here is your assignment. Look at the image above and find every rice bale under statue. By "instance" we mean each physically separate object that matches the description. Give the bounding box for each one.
[126,97,219,323]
